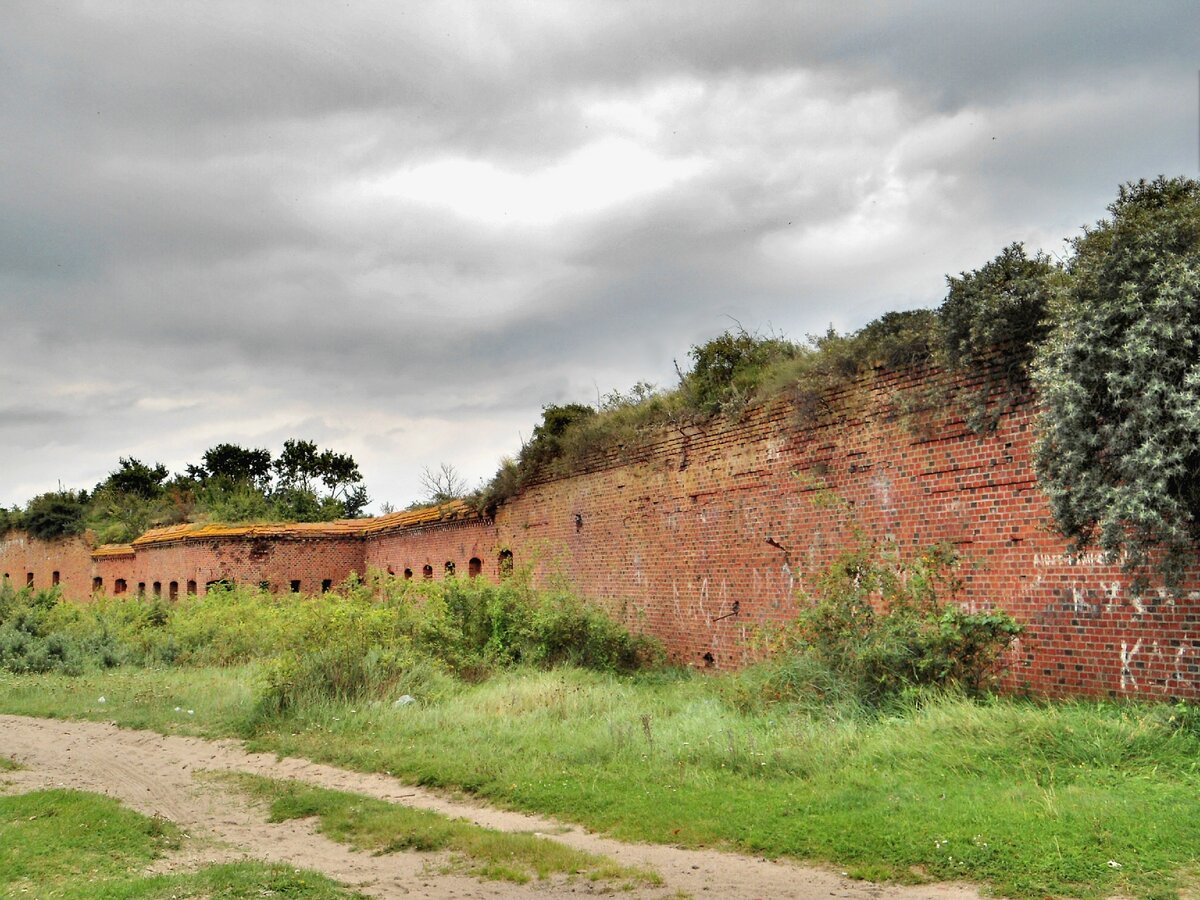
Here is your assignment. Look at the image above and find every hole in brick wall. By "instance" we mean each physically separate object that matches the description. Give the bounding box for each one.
[152,581,161,597]
[26,573,33,587]
[259,581,270,592]
[92,576,103,592]
[386,566,395,576]
[321,579,332,593]
[169,581,178,601]
[422,565,433,580]
[52,571,60,586]
[404,568,413,580]
[444,561,455,577]
[290,580,301,593]
[186,580,197,595]
[499,549,513,579]
[206,579,232,592]
[114,579,127,595]
[702,651,715,668]
[137,582,146,596]
[468,557,482,578]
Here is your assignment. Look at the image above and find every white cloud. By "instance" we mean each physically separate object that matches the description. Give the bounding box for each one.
[355,137,708,227]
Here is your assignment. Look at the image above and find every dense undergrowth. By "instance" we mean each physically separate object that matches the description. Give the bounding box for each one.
[0,572,664,711]
[0,545,1019,715]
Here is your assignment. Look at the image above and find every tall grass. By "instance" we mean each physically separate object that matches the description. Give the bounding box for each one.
[0,572,663,710]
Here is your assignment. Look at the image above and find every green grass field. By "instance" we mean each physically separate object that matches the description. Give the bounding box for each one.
[3,666,1198,899]
[0,787,358,898]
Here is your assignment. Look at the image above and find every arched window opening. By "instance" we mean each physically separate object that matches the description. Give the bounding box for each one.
[499,549,514,579]
[403,568,413,580]
[468,557,482,578]
[186,580,197,595]
[444,561,456,577]
[422,564,433,580]
[169,581,178,601]
[26,573,34,587]
[114,579,127,595]
[290,580,301,593]
[52,571,60,586]
[92,576,103,593]
[137,582,146,596]
[321,579,332,593]
[152,581,162,597]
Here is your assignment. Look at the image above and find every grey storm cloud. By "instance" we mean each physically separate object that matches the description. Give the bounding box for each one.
[1,0,1197,508]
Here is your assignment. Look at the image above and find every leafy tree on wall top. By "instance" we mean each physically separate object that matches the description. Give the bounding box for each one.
[103,458,169,499]
[1033,176,1200,591]
[518,404,597,475]
[271,439,368,519]
[190,443,274,491]
[938,243,1064,430]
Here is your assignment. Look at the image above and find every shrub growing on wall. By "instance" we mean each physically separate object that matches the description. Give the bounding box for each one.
[939,243,1062,430]
[1033,176,1200,590]
[21,491,87,541]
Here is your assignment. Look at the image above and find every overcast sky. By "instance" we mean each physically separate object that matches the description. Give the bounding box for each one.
[2,1,1197,511]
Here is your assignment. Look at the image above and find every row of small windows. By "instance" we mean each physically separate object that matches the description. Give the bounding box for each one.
[87,577,343,597]
[2,571,61,587]
[391,552,510,582]
[10,551,515,598]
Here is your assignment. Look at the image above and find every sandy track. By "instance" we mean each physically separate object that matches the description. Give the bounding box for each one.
[0,714,981,899]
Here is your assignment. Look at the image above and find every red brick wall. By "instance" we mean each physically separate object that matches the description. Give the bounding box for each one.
[0,532,94,595]
[3,360,1197,699]
[363,518,497,582]
[114,536,366,597]
[485,365,1198,699]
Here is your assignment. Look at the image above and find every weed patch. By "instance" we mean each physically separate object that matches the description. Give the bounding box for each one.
[225,773,659,886]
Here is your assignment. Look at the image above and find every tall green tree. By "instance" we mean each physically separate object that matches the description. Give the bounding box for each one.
[103,458,169,499]
[196,443,273,489]
[1033,176,1200,589]
[272,439,367,519]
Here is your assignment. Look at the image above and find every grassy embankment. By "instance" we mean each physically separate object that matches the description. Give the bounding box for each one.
[0,576,1198,898]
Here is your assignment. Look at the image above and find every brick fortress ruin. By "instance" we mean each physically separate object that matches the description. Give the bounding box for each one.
[3,358,1197,699]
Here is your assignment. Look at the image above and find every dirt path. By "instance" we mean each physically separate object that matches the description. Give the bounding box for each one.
[0,714,982,899]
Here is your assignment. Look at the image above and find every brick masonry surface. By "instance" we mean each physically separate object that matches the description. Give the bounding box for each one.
[4,362,1197,698]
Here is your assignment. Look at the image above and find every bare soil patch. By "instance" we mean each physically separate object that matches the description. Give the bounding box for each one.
[0,714,982,899]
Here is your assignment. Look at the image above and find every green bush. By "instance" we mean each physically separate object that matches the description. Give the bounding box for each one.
[939,243,1063,431]
[749,545,1021,706]
[20,491,87,541]
[1034,176,1200,591]
[251,575,661,716]
[0,582,127,674]
[255,596,422,716]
